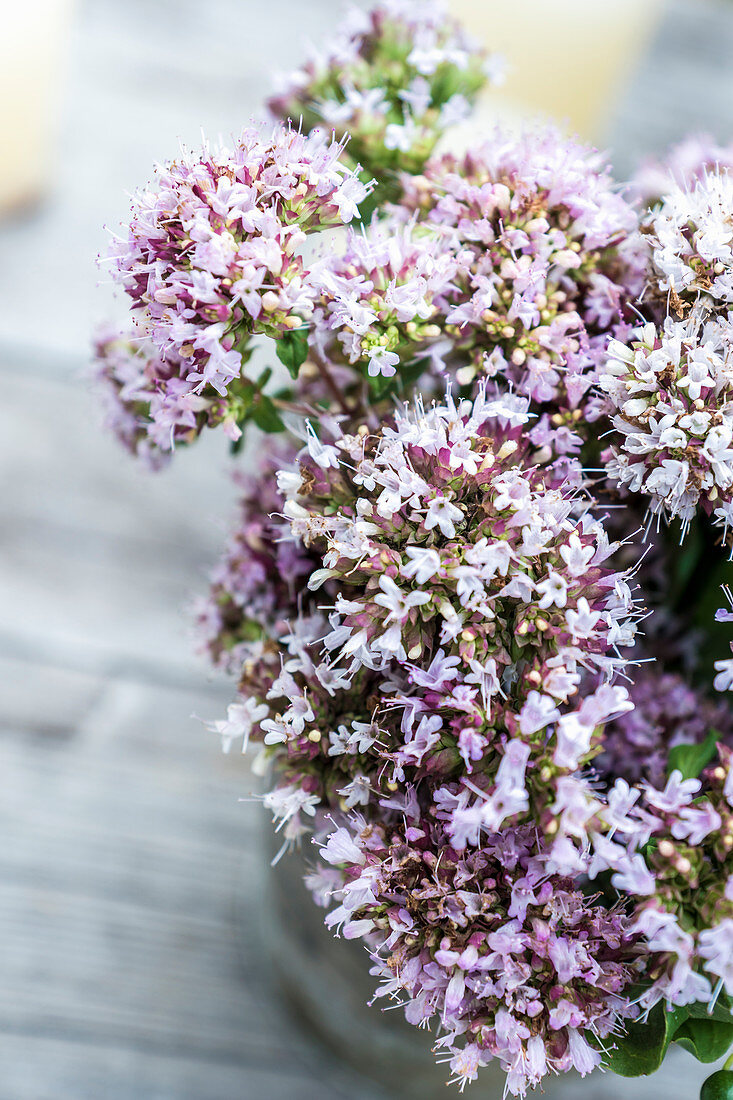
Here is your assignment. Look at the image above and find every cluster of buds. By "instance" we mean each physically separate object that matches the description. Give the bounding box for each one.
[599,316,733,537]
[99,124,370,448]
[311,216,458,383]
[267,0,497,183]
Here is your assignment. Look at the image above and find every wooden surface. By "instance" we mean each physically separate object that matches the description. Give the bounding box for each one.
[0,1,732,1097]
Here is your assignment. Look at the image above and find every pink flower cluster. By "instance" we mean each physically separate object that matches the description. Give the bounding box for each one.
[315,746,733,1092]
[193,384,733,1093]
[599,315,733,537]
[231,390,638,788]
[311,216,458,382]
[600,667,733,787]
[196,392,654,1093]
[304,127,645,470]
[93,329,258,464]
[602,752,733,1015]
[322,815,639,1093]
[97,124,369,451]
[393,128,644,406]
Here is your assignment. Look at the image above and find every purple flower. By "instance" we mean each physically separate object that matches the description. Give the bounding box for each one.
[599,666,733,787]
[318,812,639,1097]
[394,126,644,410]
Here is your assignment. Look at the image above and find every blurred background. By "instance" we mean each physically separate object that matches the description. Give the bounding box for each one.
[0,1,732,1097]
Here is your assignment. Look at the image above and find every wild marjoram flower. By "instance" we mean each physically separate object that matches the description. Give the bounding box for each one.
[224,389,639,804]
[95,123,371,456]
[267,0,500,186]
[305,125,644,473]
[599,666,733,787]
[598,314,733,541]
[93,1,733,1093]
[309,214,460,384]
[644,168,733,316]
[599,749,733,1018]
[393,127,645,399]
[323,814,641,1094]
[316,745,733,1094]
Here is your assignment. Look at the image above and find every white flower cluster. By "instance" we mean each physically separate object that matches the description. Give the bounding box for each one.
[648,169,733,309]
[600,317,733,537]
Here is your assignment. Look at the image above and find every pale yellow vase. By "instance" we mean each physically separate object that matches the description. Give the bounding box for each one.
[0,0,75,214]
[450,0,665,142]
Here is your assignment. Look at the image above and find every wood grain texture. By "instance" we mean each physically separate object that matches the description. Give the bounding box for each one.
[0,0,731,1096]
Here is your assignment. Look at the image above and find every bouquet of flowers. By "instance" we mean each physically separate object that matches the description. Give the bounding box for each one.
[95,3,733,1096]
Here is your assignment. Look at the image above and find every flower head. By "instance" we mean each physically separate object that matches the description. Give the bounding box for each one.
[612,747,733,1014]
[394,126,644,403]
[599,314,733,538]
[310,215,458,379]
[222,389,639,867]
[321,811,639,1097]
[267,0,496,182]
[645,169,733,315]
[105,123,369,448]
[92,329,255,460]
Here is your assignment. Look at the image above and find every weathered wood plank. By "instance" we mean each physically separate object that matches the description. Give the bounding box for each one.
[0,1032,384,1100]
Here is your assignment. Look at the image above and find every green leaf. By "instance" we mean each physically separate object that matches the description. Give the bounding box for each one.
[275,328,309,378]
[251,394,285,433]
[608,994,733,1078]
[668,728,720,780]
[674,1018,733,1063]
[605,1003,683,1076]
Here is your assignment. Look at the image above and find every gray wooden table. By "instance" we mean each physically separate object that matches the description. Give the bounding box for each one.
[0,1,731,1097]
